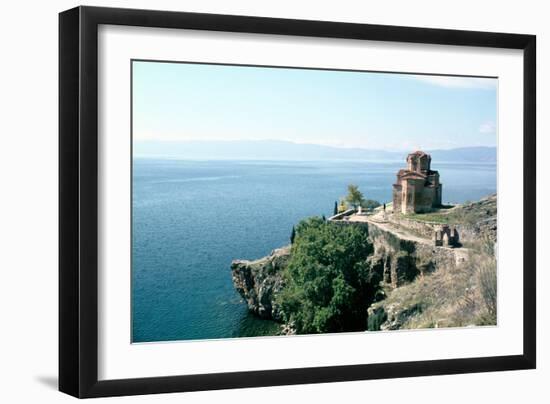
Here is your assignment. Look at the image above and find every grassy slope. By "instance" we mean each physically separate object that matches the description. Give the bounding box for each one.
[370,195,498,330]
[403,194,496,226]
[371,248,496,329]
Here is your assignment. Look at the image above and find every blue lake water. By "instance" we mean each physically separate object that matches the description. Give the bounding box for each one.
[132,159,496,342]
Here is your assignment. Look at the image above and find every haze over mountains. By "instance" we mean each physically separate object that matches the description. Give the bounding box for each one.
[134,140,496,163]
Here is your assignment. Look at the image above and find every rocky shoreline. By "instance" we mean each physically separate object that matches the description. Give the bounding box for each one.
[231,246,290,322]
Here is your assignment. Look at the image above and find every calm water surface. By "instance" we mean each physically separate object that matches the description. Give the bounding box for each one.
[132,159,496,342]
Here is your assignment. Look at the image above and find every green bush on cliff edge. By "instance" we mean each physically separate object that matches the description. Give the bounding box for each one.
[276,217,380,334]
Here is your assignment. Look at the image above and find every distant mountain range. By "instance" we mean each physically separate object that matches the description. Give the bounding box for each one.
[133,140,496,163]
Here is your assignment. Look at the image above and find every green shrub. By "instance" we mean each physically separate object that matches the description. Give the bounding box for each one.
[361,199,381,210]
[338,198,347,213]
[277,217,379,334]
[367,307,387,331]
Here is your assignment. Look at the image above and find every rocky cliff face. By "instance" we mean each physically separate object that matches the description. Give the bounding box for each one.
[231,246,290,321]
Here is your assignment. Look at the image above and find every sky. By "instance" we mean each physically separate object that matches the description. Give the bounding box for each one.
[132,60,497,151]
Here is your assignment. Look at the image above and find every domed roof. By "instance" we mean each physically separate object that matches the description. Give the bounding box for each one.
[407,150,430,158]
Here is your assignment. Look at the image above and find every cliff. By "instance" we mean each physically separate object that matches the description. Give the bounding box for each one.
[231,246,290,321]
[231,195,497,332]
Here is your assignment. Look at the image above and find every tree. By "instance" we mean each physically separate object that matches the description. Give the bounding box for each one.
[338,198,347,213]
[290,226,296,244]
[333,201,338,216]
[345,184,364,209]
[276,217,381,334]
[361,199,381,210]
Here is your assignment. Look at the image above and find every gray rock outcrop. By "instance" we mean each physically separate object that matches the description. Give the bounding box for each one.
[231,246,290,321]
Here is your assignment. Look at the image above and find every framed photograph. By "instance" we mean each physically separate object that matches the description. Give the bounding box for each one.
[59,6,536,398]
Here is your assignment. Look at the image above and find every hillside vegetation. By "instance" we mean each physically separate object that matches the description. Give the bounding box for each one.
[368,242,496,330]
[276,217,381,334]
[369,196,497,330]
[404,194,496,227]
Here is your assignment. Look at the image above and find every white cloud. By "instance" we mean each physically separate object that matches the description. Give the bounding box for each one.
[479,121,496,134]
[412,75,497,89]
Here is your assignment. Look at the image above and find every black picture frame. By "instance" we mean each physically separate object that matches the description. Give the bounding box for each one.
[59,5,536,398]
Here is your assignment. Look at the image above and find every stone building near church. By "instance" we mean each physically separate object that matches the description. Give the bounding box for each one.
[392,151,442,214]
[433,224,459,247]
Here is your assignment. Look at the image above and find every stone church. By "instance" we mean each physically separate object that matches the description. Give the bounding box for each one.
[392,151,442,214]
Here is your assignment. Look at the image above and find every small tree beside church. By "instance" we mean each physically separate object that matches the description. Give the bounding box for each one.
[337,198,347,213]
[345,184,364,210]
